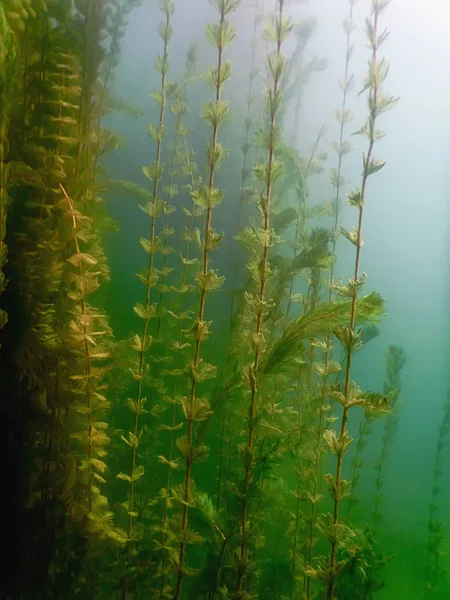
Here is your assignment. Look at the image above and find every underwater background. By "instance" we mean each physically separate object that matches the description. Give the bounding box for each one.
[0,0,449,599]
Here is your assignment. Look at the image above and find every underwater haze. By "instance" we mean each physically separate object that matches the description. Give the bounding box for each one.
[0,1,449,599]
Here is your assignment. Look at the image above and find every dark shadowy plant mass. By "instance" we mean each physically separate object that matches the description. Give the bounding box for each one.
[0,1,447,599]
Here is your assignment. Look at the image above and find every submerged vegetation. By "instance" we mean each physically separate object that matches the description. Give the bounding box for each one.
[0,1,448,599]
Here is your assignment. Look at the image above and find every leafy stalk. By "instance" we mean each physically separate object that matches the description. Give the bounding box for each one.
[120,1,173,593]
[60,183,121,546]
[285,127,326,319]
[305,4,357,577]
[422,396,450,598]
[371,345,406,534]
[172,1,240,597]
[154,44,199,600]
[323,2,398,597]
[155,45,198,342]
[228,0,262,334]
[235,1,290,595]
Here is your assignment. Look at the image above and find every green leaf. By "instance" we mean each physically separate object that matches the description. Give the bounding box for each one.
[192,444,209,463]
[158,455,180,469]
[347,189,363,208]
[341,226,360,246]
[365,157,386,176]
[142,162,163,184]
[263,293,385,375]
[335,326,361,352]
[192,185,224,209]
[201,100,230,128]
[205,20,236,49]
[195,270,225,292]
[140,236,161,254]
[134,465,145,481]
[207,142,229,169]
[272,207,297,233]
[148,123,167,143]
[356,291,386,323]
[150,90,163,106]
[67,252,98,267]
[133,302,156,320]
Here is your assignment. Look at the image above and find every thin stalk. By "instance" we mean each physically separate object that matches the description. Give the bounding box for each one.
[371,345,406,534]
[423,397,450,597]
[285,127,324,319]
[328,1,355,300]
[173,2,230,596]
[228,0,261,336]
[155,54,196,340]
[123,4,172,595]
[218,1,260,516]
[157,63,198,600]
[326,3,389,596]
[346,416,371,522]
[236,1,285,595]
[307,6,356,578]
[59,184,94,514]
[306,8,355,600]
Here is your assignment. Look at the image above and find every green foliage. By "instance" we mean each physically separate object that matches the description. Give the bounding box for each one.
[322,1,397,597]
[264,293,385,376]
[423,397,450,598]
[0,2,415,600]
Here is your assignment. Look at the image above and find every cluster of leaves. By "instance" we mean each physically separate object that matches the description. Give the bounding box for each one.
[0,0,141,597]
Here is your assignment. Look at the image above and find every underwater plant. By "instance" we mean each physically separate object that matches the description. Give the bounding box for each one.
[0,0,143,596]
[170,1,241,597]
[148,42,200,600]
[422,395,450,599]
[232,1,291,595]
[336,344,406,600]
[305,1,398,597]
[371,345,407,534]
[228,0,263,338]
[296,7,362,576]
[116,1,174,596]
[1,1,444,600]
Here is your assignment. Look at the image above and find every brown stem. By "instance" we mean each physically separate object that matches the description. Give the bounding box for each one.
[157,101,198,600]
[236,1,284,595]
[326,5,381,597]
[122,7,171,597]
[304,4,356,594]
[173,4,226,597]
[59,184,93,514]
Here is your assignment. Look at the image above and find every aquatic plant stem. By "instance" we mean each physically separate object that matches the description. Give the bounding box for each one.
[60,184,94,514]
[328,0,355,301]
[326,2,392,596]
[228,0,260,338]
[122,4,172,596]
[423,396,450,597]
[217,0,261,517]
[173,1,232,596]
[236,1,286,594]
[157,67,199,600]
[304,3,356,593]
[285,127,324,319]
[326,198,364,599]
[371,346,406,534]
[155,50,196,340]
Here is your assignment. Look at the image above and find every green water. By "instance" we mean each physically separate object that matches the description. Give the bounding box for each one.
[0,1,449,599]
